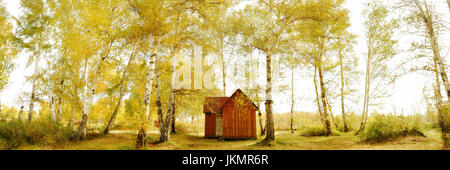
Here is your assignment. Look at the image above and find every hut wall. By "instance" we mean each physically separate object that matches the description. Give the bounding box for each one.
[204,114,216,138]
[222,106,256,139]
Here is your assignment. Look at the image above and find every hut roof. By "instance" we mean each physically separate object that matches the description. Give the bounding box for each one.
[203,97,229,113]
[203,89,258,114]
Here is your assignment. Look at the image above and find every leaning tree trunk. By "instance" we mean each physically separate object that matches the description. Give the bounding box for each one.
[136,53,155,149]
[71,91,93,140]
[72,40,114,140]
[263,54,275,142]
[414,0,450,99]
[326,96,339,130]
[317,63,332,135]
[106,49,138,135]
[104,86,125,135]
[432,49,448,146]
[427,18,450,99]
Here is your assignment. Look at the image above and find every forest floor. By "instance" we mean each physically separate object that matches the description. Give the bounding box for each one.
[1,129,448,150]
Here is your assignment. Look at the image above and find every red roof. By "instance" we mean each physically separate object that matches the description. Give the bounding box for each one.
[203,97,229,113]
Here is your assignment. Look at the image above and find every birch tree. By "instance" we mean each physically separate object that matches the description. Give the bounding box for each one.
[52,0,124,140]
[15,0,53,122]
[230,0,339,143]
[0,0,17,102]
[356,1,398,135]
[407,0,450,99]
[400,0,449,144]
[335,33,357,132]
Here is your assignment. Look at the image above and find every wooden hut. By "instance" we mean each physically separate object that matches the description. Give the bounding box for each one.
[203,89,258,139]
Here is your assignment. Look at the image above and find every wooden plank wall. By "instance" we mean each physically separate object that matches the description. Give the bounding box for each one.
[223,106,256,139]
[204,114,216,138]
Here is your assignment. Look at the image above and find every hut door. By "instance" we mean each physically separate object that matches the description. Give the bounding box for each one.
[216,116,223,137]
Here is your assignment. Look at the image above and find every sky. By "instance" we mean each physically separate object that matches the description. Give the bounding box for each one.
[1,0,449,115]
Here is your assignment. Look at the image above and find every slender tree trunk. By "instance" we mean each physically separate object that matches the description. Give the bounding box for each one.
[28,56,39,122]
[258,107,265,136]
[160,50,176,143]
[136,51,154,149]
[0,100,2,121]
[255,56,265,136]
[326,96,339,130]
[18,106,24,121]
[161,90,174,142]
[144,54,155,121]
[356,50,371,135]
[71,113,88,140]
[313,67,325,126]
[71,67,95,140]
[317,63,332,135]
[256,90,265,136]
[339,52,348,132]
[153,54,168,143]
[106,48,138,135]
[221,40,227,96]
[171,100,176,134]
[104,86,125,135]
[56,98,62,123]
[68,105,75,127]
[50,96,56,122]
[290,55,295,134]
[71,85,94,140]
[263,54,275,142]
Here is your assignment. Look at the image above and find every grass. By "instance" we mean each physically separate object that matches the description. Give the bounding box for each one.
[1,128,446,150]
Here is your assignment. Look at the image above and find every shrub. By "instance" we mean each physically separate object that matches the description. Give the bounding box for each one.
[360,114,425,143]
[298,125,340,137]
[0,119,73,149]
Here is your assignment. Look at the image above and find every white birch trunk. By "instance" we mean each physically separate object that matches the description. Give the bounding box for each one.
[18,106,24,121]
[28,55,40,122]
[50,96,56,122]
[57,98,62,122]
[136,52,155,148]
[414,0,450,99]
